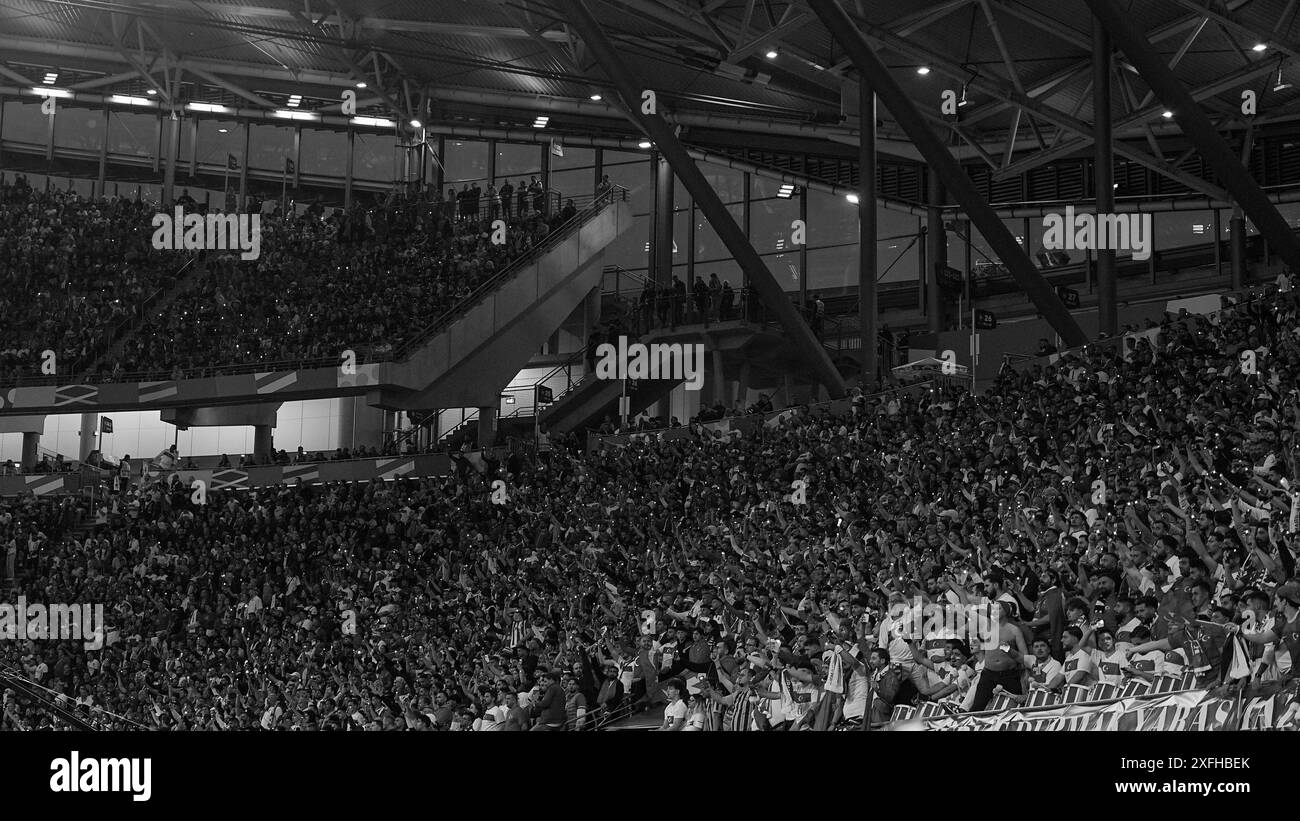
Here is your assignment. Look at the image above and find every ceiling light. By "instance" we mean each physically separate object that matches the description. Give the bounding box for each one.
[217,128,228,133]
[32,87,71,98]
[273,109,317,121]
[590,93,602,101]
[351,116,396,128]
[637,139,652,149]
[532,116,549,128]
[916,66,931,75]
[287,94,302,108]
[846,193,860,204]
[1162,110,1173,118]
[765,49,779,59]
[1253,43,1268,52]
[409,118,423,128]
[146,88,158,95]
[356,81,367,88]
[188,102,229,113]
[109,95,153,106]
[777,183,795,199]
[43,73,58,84]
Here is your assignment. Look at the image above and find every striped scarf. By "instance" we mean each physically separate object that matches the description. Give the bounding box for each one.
[723,687,754,732]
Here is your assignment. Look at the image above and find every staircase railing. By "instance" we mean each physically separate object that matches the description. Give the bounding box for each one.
[392,185,629,361]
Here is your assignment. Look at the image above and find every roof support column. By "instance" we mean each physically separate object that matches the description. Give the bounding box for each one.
[560,0,845,395]
[653,151,674,290]
[1093,16,1117,338]
[859,82,879,389]
[1085,0,1300,274]
[926,171,947,334]
[806,0,1086,347]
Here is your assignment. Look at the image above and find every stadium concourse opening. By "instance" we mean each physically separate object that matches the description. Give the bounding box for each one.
[2,0,1300,745]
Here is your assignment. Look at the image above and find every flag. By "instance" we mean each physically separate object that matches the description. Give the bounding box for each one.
[974,309,997,329]
[550,138,563,157]
[535,385,553,404]
[1056,286,1080,309]
[284,157,295,175]
[227,154,239,170]
[99,416,113,434]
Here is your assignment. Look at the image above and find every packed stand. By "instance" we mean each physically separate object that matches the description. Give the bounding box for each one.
[2,280,1300,730]
[0,175,185,383]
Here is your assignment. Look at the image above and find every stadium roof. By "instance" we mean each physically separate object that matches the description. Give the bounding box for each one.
[3,0,1300,184]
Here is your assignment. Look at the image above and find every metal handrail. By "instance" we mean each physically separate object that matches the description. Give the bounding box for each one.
[392,185,629,361]
[0,189,626,388]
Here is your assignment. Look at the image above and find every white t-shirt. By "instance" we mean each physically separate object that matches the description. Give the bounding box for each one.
[1063,648,1097,685]
[1027,655,1063,687]
[663,699,688,729]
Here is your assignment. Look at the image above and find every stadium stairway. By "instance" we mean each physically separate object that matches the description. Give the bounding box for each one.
[371,192,634,411]
[86,253,206,374]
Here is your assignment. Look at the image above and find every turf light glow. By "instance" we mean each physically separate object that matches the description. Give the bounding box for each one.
[637,139,652,149]
[1162,110,1174,118]
[589,93,602,101]
[1253,43,1268,52]
[765,49,778,59]
[409,118,423,128]
[846,193,860,204]
[916,66,931,75]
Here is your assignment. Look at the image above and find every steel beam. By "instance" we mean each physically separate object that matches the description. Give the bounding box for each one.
[806,0,1086,347]
[560,0,846,397]
[860,83,878,388]
[1093,17,1117,338]
[1086,0,1300,275]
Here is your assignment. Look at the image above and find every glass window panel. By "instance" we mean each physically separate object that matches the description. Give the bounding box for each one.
[354,132,398,182]
[300,127,348,175]
[550,167,595,203]
[247,124,294,170]
[193,119,241,168]
[760,250,802,293]
[749,177,799,254]
[603,157,651,214]
[1153,209,1214,252]
[808,245,858,293]
[602,149,645,166]
[2,100,45,145]
[877,232,919,284]
[807,188,857,249]
[106,111,157,158]
[1028,214,1132,263]
[674,208,689,268]
[605,212,650,272]
[494,142,541,181]
[444,139,488,184]
[699,162,744,204]
[54,106,103,151]
[694,203,743,263]
[552,145,594,170]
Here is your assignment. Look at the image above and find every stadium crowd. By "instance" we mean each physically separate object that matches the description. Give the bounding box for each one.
[0,176,587,384]
[3,277,1300,730]
[0,176,181,382]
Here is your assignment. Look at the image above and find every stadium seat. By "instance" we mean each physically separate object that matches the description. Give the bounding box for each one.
[1119,679,1151,699]
[1089,683,1121,702]
[1060,684,1091,704]
[1025,689,1060,708]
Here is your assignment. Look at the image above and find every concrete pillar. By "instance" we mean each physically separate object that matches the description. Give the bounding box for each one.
[162,112,179,206]
[253,425,272,460]
[1230,212,1246,289]
[21,432,39,472]
[736,361,751,410]
[477,407,498,449]
[78,412,98,461]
